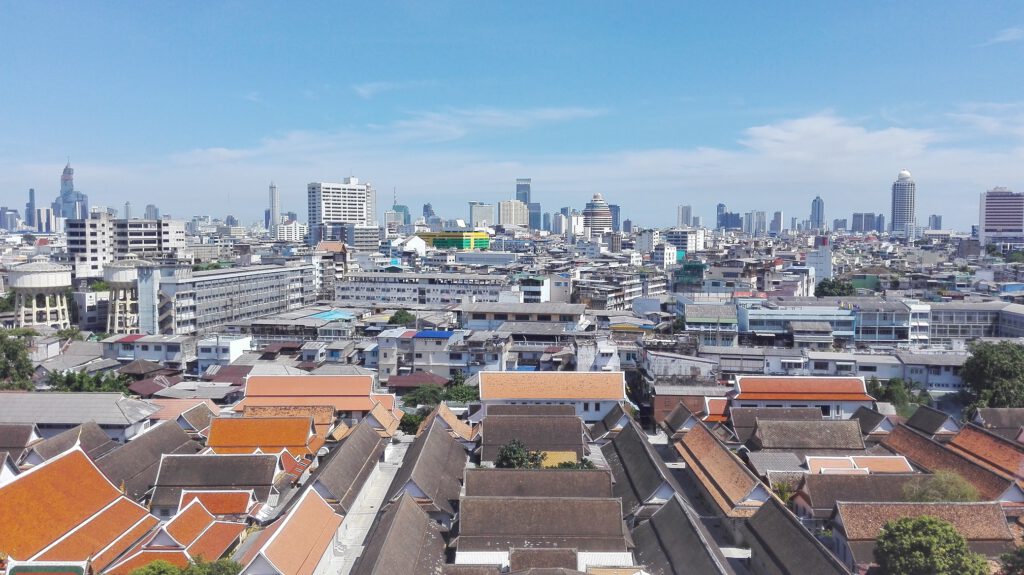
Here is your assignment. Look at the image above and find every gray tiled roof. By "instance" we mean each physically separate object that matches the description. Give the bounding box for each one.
[0,393,158,426]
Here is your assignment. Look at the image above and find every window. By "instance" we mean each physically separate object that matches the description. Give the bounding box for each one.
[583,402,590,412]
[154,345,162,351]
[813,361,829,370]
[415,353,422,359]
[140,345,149,351]
[818,405,832,417]
[859,365,877,372]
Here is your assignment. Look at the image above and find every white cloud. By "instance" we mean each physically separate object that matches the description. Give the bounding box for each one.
[981,26,1024,46]
[384,106,608,142]
[352,80,437,99]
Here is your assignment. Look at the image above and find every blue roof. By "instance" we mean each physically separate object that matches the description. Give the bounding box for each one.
[515,365,538,371]
[414,330,455,339]
[312,310,355,321]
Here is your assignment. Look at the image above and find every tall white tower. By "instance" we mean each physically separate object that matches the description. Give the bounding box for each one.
[268,182,281,235]
[891,169,917,238]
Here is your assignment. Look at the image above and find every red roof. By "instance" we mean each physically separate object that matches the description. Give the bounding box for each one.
[387,372,449,388]
[117,334,147,343]
[734,376,873,402]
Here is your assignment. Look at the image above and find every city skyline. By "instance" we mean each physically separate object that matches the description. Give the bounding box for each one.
[2,4,1024,229]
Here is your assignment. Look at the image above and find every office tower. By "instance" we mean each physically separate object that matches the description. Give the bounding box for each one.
[516,178,531,204]
[124,202,132,220]
[743,212,754,235]
[542,212,551,232]
[552,212,568,235]
[308,178,377,227]
[833,218,847,231]
[469,201,496,227]
[52,162,89,219]
[622,219,633,234]
[810,196,825,230]
[268,182,281,235]
[891,169,916,237]
[677,205,693,228]
[422,203,435,219]
[498,200,529,227]
[286,211,298,222]
[851,213,866,233]
[691,216,702,228]
[0,207,19,231]
[770,211,784,235]
[528,202,542,230]
[876,214,885,233]
[25,188,35,227]
[560,207,570,217]
[264,209,272,230]
[225,215,239,226]
[144,204,160,220]
[753,211,767,236]
[979,187,1024,245]
[928,214,942,230]
[716,203,727,229]
[391,204,411,225]
[582,193,613,233]
[609,204,621,232]
[33,207,57,233]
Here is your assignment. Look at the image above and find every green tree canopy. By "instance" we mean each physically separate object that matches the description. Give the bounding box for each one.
[402,384,445,408]
[48,370,131,393]
[0,333,35,390]
[388,309,416,327]
[129,561,182,575]
[55,327,85,341]
[962,341,1024,396]
[555,458,597,470]
[1001,546,1024,575]
[130,559,241,575]
[874,515,987,575]
[902,471,980,502]
[444,384,479,403]
[814,278,856,297]
[494,438,546,469]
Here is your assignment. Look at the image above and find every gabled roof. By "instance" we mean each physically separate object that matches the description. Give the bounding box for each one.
[905,404,960,436]
[464,468,614,498]
[352,493,446,575]
[417,402,474,442]
[601,420,679,517]
[385,371,449,388]
[367,402,401,437]
[632,495,731,575]
[96,421,202,501]
[456,496,628,553]
[206,416,323,457]
[0,392,158,426]
[480,415,586,462]
[745,497,850,575]
[948,423,1024,485]
[236,374,385,414]
[478,371,626,401]
[729,407,822,443]
[591,403,627,439]
[849,406,890,435]
[975,407,1024,440]
[674,421,764,518]
[881,424,1014,501]
[0,423,39,460]
[795,474,919,518]
[0,449,157,568]
[312,419,387,512]
[151,453,278,508]
[386,417,466,516]
[733,376,873,402]
[179,490,255,516]
[485,404,576,416]
[239,488,343,575]
[28,421,118,461]
[148,399,218,422]
[661,402,697,437]
[749,419,865,451]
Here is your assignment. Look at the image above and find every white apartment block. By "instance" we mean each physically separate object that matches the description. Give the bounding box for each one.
[662,227,706,252]
[307,178,377,227]
[275,220,307,242]
[335,271,508,305]
[498,200,529,227]
[64,213,187,279]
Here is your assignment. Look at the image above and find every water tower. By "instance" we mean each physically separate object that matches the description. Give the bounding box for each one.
[104,255,149,334]
[9,259,73,330]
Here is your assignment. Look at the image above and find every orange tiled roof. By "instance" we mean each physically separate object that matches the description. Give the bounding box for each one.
[734,376,873,401]
[478,371,626,401]
[185,520,246,562]
[703,398,729,422]
[674,422,763,517]
[368,402,401,437]
[206,416,323,457]
[244,375,373,397]
[0,449,131,560]
[166,500,216,547]
[106,549,190,575]
[235,395,378,413]
[245,489,343,575]
[179,490,254,516]
[949,424,1024,483]
[90,513,161,571]
[149,399,219,421]
[36,498,155,569]
[417,403,474,442]
[243,404,336,426]
[850,456,914,473]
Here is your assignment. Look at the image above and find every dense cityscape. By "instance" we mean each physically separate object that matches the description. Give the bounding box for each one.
[3,4,1024,575]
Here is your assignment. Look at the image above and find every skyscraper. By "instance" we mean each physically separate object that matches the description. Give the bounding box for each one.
[979,187,1024,245]
[25,188,35,228]
[52,162,89,219]
[891,169,916,237]
[770,211,784,235]
[516,178,531,204]
[268,182,281,234]
[469,201,496,227]
[582,193,613,234]
[677,205,692,228]
[307,178,377,227]
[608,204,621,232]
[716,203,727,229]
[422,203,435,219]
[124,202,132,220]
[928,214,942,230]
[528,202,542,230]
[810,196,825,230]
[542,212,551,231]
[145,204,160,220]
[498,200,529,227]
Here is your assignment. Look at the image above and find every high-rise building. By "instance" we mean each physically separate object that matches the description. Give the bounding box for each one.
[609,204,621,232]
[833,218,848,231]
[528,202,542,230]
[810,196,825,230]
[716,203,727,229]
[542,212,551,232]
[516,178,531,204]
[225,215,239,226]
[145,204,160,220]
[851,212,867,233]
[582,193,613,234]
[25,188,35,228]
[268,182,281,235]
[264,209,272,230]
[422,203,435,219]
[307,178,377,227]
[391,204,411,225]
[498,200,529,227]
[770,211,784,235]
[691,216,702,228]
[891,169,916,237]
[979,187,1024,245]
[124,202,132,220]
[622,219,633,234]
[469,201,496,227]
[677,205,693,228]
[928,214,942,230]
[52,162,89,220]
[0,207,18,231]
[790,217,798,231]
[753,211,767,236]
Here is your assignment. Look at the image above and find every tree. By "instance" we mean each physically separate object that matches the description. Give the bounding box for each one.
[962,341,1024,397]
[0,333,35,390]
[0,291,14,313]
[874,516,987,575]
[1001,547,1024,575]
[55,327,85,341]
[89,280,111,292]
[389,309,416,327]
[902,471,980,502]
[402,384,445,408]
[181,559,242,575]
[48,370,131,393]
[814,278,856,297]
[772,481,796,503]
[398,411,424,434]
[556,458,596,470]
[130,561,182,575]
[444,384,479,403]
[449,370,466,386]
[494,439,546,469]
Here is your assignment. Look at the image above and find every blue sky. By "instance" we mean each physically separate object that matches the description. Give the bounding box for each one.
[2,2,1023,230]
